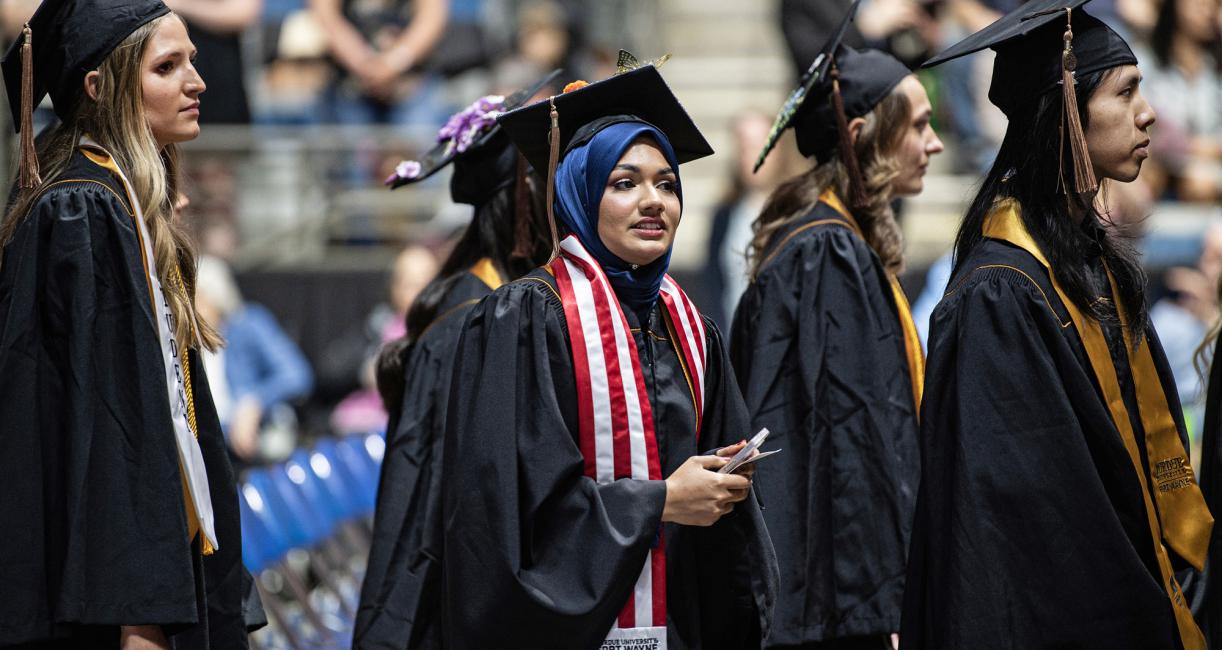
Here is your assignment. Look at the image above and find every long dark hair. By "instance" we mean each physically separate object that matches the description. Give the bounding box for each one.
[952,67,1149,335]
[375,165,550,412]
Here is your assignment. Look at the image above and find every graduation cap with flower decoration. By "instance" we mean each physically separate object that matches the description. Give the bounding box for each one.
[385,69,561,201]
[922,0,1137,198]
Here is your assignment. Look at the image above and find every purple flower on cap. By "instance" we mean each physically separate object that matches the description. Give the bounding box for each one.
[437,95,506,154]
[384,159,423,186]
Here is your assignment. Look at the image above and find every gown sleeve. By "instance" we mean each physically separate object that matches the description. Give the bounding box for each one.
[440,281,668,650]
[900,265,1179,649]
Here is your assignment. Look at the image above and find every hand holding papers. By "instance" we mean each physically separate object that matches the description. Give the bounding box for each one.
[718,428,781,474]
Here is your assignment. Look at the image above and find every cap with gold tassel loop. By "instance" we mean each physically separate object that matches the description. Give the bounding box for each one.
[1058,7,1098,202]
[543,96,562,262]
[18,23,40,190]
[829,61,868,212]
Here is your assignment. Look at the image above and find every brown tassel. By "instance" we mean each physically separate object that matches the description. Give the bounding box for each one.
[830,63,867,211]
[510,152,533,260]
[544,97,561,261]
[1059,8,1097,200]
[18,24,40,190]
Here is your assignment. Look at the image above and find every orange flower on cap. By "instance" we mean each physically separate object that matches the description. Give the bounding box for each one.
[562,80,589,93]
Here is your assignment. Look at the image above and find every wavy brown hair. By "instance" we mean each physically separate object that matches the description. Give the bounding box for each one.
[748,85,913,278]
[0,14,220,352]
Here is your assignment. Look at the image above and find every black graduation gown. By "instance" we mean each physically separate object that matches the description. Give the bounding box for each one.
[440,269,778,650]
[901,235,1196,649]
[729,202,919,645]
[354,271,495,649]
[1189,336,1222,646]
[0,150,252,648]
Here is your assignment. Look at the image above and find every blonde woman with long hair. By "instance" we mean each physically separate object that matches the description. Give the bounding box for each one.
[727,3,943,646]
[0,0,253,647]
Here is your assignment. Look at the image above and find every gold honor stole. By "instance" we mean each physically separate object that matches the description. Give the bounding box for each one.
[80,145,217,555]
[816,189,925,411]
[983,199,1214,650]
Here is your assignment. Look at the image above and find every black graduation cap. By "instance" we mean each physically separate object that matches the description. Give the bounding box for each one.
[922,0,1136,118]
[755,0,910,170]
[386,69,561,207]
[2,0,170,131]
[495,63,714,176]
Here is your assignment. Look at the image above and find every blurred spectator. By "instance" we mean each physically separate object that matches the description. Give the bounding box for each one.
[196,255,314,462]
[309,0,449,124]
[167,0,261,123]
[1152,220,1222,433]
[330,245,438,434]
[705,109,793,329]
[780,0,940,79]
[1137,0,1222,203]
[255,5,333,124]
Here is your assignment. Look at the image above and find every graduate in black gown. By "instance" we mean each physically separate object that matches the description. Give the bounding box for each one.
[440,62,778,650]
[0,0,255,647]
[904,1,1215,647]
[1190,329,1222,646]
[729,3,943,647]
[353,72,557,650]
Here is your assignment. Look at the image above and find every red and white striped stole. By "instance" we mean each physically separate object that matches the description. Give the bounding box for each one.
[551,235,708,648]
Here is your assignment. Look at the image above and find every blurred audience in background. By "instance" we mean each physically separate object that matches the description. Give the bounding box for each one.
[309,0,449,125]
[166,0,262,123]
[330,245,439,435]
[1138,0,1222,203]
[703,109,794,329]
[196,256,315,463]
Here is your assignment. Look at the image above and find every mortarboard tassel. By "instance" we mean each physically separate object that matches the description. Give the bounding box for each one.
[830,63,868,212]
[18,23,40,190]
[544,97,561,262]
[1059,8,1097,201]
[510,151,534,260]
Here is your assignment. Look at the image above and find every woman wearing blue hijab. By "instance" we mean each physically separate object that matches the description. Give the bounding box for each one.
[440,65,778,649]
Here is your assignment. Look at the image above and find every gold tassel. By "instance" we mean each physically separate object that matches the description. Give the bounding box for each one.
[830,63,868,211]
[1059,7,1097,199]
[18,23,40,190]
[544,97,561,262]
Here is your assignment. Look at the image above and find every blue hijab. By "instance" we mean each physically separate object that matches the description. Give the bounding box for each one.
[554,121,682,315]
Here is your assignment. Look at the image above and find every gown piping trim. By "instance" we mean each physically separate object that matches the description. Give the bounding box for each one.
[944,264,1072,328]
[26,178,133,216]
[983,198,1211,650]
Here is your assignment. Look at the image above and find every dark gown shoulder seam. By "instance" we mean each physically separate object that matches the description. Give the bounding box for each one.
[417,298,481,341]
[29,178,133,217]
[512,275,562,303]
[756,217,854,276]
[945,263,1071,328]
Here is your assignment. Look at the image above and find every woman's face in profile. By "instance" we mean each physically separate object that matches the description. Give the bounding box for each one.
[141,16,206,149]
[597,139,682,267]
